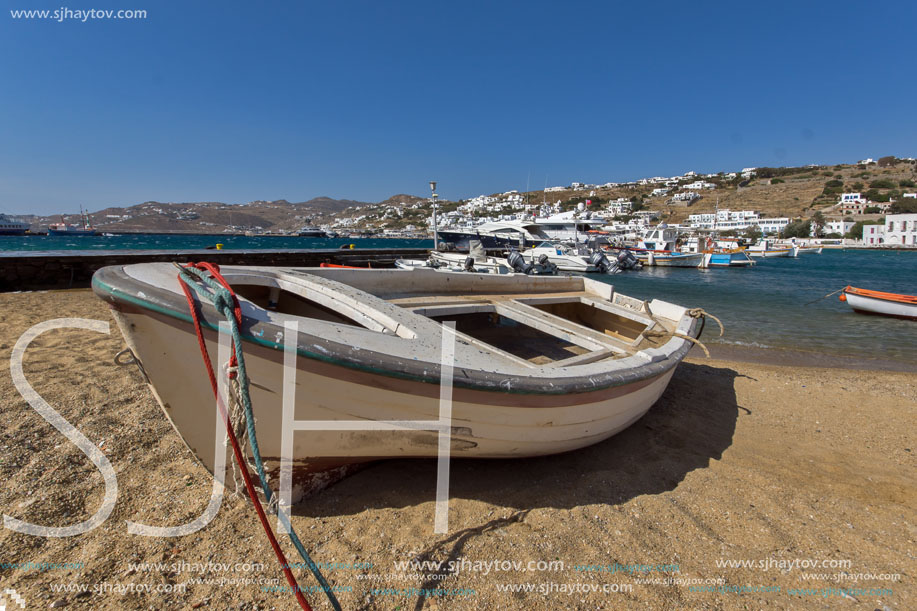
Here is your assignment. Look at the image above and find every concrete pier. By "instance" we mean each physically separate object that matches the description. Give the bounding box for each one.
[0,248,429,291]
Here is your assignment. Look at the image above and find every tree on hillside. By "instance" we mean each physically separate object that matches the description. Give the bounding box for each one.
[781,220,811,239]
[877,156,897,167]
[869,178,897,189]
[889,199,917,214]
[743,225,763,241]
[811,211,826,237]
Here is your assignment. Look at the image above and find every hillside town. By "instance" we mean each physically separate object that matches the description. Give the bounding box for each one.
[2,157,915,247]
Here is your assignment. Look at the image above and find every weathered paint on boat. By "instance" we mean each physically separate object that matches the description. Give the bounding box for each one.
[93,264,703,499]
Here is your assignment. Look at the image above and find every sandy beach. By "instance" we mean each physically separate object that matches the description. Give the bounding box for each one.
[0,288,913,610]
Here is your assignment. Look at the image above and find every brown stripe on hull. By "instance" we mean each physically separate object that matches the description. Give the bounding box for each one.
[115,304,670,408]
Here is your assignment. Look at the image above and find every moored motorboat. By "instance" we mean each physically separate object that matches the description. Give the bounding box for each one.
[521,242,598,272]
[681,237,754,268]
[93,263,707,500]
[700,249,755,268]
[745,240,796,258]
[634,226,704,268]
[839,286,917,320]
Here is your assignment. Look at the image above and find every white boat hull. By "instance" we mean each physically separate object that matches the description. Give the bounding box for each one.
[94,264,701,499]
[636,252,705,267]
[844,292,917,320]
[746,248,792,258]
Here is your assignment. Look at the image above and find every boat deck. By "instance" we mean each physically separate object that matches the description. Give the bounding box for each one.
[388,289,674,367]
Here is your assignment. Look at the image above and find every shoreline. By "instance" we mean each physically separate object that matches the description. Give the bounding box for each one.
[704,341,917,372]
[3,287,913,372]
[0,288,913,609]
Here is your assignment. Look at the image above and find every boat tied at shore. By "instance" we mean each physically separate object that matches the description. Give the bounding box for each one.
[840,286,917,320]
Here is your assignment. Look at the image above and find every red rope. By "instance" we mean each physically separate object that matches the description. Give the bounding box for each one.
[177,263,314,611]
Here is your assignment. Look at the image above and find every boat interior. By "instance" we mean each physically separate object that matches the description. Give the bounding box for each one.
[214,266,679,369]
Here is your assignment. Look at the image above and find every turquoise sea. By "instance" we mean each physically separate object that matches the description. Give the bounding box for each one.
[589,249,917,367]
[2,235,915,366]
[0,233,428,252]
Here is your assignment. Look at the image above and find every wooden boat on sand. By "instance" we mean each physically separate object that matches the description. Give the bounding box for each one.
[93,263,706,499]
[840,286,917,320]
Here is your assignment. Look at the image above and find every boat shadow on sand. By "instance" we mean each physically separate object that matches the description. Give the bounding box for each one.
[293,361,743,518]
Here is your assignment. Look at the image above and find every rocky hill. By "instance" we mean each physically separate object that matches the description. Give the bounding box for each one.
[28,197,376,234]
[12,158,916,235]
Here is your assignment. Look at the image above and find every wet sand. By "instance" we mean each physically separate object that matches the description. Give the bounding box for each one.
[0,289,913,610]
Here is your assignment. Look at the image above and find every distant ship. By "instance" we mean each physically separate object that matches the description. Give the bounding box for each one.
[0,214,30,235]
[48,207,98,236]
[297,226,328,238]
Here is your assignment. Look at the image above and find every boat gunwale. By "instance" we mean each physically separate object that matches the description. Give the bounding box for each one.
[92,265,700,395]
[844,285,917,305]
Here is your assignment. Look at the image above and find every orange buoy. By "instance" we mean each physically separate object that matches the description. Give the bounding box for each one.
[839,293,847,302]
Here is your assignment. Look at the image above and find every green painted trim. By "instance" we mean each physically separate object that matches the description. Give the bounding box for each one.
[92,275,670,396]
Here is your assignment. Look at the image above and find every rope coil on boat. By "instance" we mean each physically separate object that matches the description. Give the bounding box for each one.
[641,307,724,359]
[175,262,342,611]
[687,308,724,337]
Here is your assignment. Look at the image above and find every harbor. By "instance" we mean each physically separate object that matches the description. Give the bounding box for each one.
[2,1,915,608]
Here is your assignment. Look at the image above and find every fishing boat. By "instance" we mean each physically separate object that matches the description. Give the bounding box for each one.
[796,245,823,255]
[48,207,98,236]
[93,263,707,499]
[682,237,754,268]
[633,227,705,268]
[839,286,917,320]
[745,240,797,258]
[699,250,755,268]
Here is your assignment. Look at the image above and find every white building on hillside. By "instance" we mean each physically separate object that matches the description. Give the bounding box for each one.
[840,192,866,204]
[862,224,885,245]
[684,180,716,190]
[814,219,855,237]
[885,213,917,246]
[686,209,788,234]
[757,218,790,234]
[606,199,633,215]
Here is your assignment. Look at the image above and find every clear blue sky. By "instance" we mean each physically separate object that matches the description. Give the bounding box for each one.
[2,0,914,215]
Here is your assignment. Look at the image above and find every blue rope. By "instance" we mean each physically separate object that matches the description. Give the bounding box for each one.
[179,266,342,611]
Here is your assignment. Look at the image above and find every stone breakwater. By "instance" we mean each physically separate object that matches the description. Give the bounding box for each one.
[0,248,428,291]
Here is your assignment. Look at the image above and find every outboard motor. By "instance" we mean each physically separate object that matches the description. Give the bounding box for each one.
[616,248,642,270]
[589,250,617,274]
[507,250,534,274]
[463,256,476,272]
[536,253,558,275]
